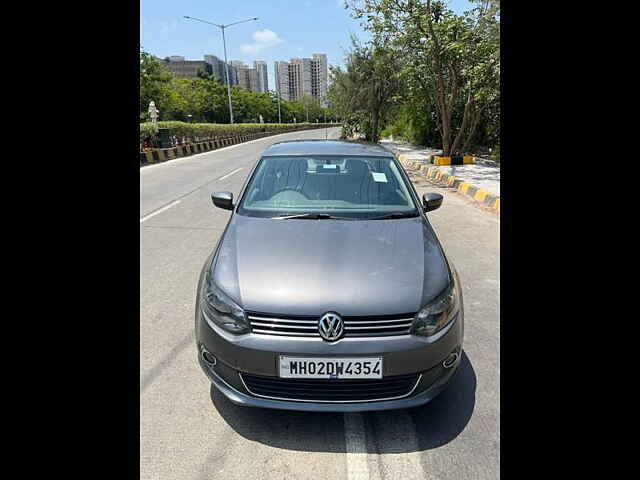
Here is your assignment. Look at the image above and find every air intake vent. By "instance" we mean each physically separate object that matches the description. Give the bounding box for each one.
[241,373,421,402]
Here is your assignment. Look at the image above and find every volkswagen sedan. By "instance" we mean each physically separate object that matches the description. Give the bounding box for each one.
[195,140,464,412]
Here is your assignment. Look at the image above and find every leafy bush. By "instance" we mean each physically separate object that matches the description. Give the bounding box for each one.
[140,122,335,144]
[490,144,500,163]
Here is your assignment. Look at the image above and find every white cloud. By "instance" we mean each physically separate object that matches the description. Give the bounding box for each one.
[240,29,283,54]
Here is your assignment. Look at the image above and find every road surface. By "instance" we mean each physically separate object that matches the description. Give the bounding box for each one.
[140,127,500,480]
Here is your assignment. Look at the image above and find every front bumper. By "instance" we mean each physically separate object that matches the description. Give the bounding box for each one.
[199,353,460,412]
[196,309,463,412]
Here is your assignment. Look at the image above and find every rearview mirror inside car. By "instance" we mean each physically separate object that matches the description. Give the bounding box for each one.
[212,191,234,211]
[422,193,443,212]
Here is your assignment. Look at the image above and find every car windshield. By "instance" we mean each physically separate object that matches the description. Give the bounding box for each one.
[237,155,419,219]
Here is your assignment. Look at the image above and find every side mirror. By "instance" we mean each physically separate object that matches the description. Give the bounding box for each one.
[422,193,443,212]
[211,191,234,211]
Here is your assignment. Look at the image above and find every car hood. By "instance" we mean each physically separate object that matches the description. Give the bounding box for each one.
[212,215,450,317]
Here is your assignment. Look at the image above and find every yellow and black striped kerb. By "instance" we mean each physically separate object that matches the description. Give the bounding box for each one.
[140,126,319,168]
[397,156,499,214]
[432,156,474,166]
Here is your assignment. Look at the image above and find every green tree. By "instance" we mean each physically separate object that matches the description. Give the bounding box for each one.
[140,50,339,125]
[140,51,175,122]
[349,0,499,154]
[328,36,401,142]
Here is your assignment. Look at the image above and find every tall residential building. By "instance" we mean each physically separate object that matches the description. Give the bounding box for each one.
[204,54,225,83]
[273,54,328,104]
[311,53,328,105]
[229,65,238,85]
[274,61,291,100]
[201,55,268,92]
[231,61,262,93]
[164,58,212,78]
[254,61,268,93]
[204,55,238,85]
[290,57,312,101]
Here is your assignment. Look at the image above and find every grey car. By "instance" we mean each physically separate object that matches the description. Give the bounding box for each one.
[195,140,464,412]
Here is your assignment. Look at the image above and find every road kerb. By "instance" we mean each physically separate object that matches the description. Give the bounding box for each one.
[432,155,475,165]
[140,126,336,167]
[400,159,500,214]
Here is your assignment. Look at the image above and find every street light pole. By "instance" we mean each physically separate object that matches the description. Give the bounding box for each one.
[324,101,327,140]
[277,89,282,123]
[184,15,258,124]
[220,26,233,124]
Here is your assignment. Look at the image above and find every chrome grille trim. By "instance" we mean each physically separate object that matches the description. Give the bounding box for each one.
[247,313,416,338]
[250,322,317,329]
[251,329,318,337]
[247,316,317,324]
[344,318,413,325]
[345,323,413,330]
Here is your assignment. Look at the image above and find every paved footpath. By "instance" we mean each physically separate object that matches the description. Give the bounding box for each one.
[381,138,500,196]
[140,129,500,480]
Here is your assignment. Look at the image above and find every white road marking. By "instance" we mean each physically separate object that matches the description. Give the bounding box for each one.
[216,167,243,181]
[140,200,181,223]
[344,413,370,480]
[140,166,243,224]
[370,411,427,480]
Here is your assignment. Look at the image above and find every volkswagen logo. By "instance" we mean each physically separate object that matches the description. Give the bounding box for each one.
[318,312,344,341]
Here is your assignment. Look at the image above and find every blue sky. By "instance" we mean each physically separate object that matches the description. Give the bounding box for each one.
[140,0,474,90]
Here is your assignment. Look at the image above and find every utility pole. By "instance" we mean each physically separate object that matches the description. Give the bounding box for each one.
[184,15,258,124]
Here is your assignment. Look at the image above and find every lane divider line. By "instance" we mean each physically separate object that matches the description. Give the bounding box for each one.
[140,165,245,224]
[141,129,341,221]
[344,413,370,480]
[140,200,182,223]
[216,167,243,182]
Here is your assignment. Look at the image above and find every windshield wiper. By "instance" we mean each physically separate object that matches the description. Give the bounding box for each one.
[273,213,345,220]
[366,212,420,220]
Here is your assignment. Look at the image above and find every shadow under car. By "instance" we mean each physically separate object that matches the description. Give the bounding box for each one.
[210,351,477,454]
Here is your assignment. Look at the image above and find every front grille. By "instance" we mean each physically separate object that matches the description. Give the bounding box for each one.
[247,313,415,338]
[241,373,421,402]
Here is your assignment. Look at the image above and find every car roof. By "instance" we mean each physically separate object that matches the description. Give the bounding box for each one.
[261,139,395,157]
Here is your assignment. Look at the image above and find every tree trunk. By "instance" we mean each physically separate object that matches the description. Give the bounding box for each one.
[442,119,451,156]
[435,76,450,155]
[461,107,482,154]
[450,94,474,155]
[371,104,380,142]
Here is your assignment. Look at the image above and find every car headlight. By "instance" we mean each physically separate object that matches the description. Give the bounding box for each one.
[200,274,250,334]
[411,281,460,338]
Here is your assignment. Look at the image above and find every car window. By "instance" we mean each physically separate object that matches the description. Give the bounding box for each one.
[237,155,418,219]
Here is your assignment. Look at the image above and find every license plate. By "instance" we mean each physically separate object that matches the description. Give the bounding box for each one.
[278,356,383,379]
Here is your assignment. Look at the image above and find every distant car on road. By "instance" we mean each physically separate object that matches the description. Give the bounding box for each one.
[195,140,464,412]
